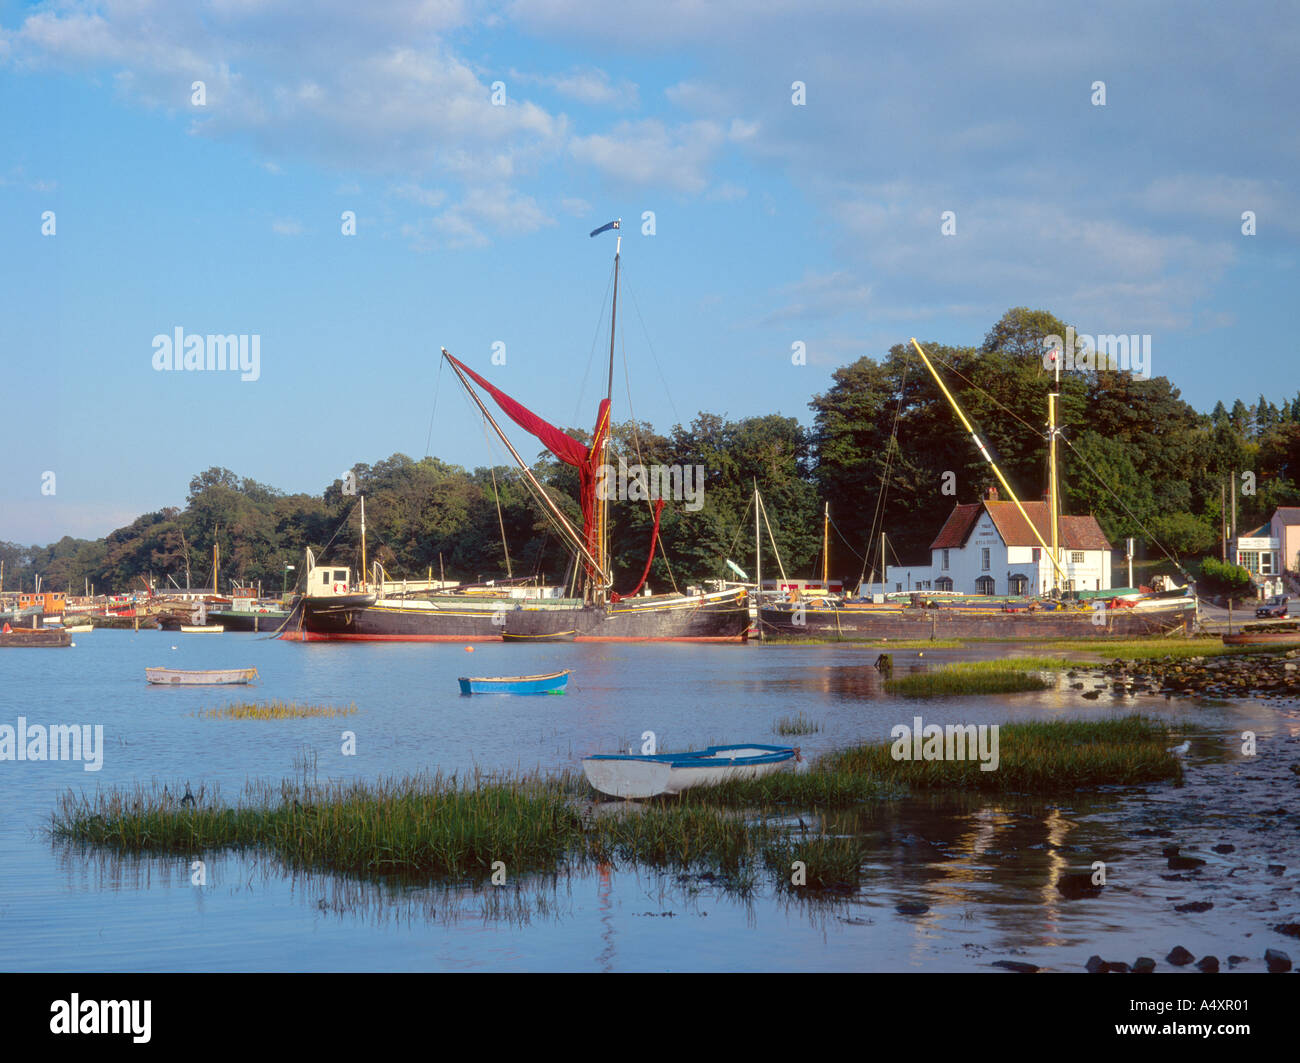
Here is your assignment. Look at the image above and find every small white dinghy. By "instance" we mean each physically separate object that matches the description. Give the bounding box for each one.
[582,744,798,799]
[145,667,257,685]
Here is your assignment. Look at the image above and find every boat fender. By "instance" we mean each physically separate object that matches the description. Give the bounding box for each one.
[793,747,802,762]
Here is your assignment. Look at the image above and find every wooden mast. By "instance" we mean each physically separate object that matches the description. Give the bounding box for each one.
[1048,355,1061,595]
[595,223,622,605]
[755,481,763,642]
[822,503,830,586]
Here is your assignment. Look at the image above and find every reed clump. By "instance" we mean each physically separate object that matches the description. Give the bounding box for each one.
[884,658,1058,696]
[774,712,820,736]
[826,716,1182,792]
[763,836,872,891]
[196,700,359,720]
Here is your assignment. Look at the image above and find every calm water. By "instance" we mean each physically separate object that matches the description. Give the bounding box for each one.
[0,631,1293,971]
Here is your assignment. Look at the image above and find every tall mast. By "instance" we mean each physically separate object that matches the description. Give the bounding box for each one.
[822,503,830,585]
[910,338,1068,586]
[595,223,621,605]
[755,481,763,642]
[360,494,367,587]
[1048,354,1060,594]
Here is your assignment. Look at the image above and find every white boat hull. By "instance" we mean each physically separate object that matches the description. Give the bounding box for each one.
[583,745,795,799]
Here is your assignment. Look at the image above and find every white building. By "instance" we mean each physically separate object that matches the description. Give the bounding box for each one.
[885,487,1114,595]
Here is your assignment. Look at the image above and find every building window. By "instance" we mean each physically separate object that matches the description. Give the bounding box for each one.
[981,547,990,571]
[936,577,953,592]
[1031,548,1040,563]
[975,575,995,595]
[1240,551,1259,574]
[1009,574,1028,596]
[942,549,950,571]
[1261,552,1274,575]
[1070,551,1084,565]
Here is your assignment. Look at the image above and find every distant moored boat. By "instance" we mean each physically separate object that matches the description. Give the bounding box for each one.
[145,667,257,685]
[457,670,570,695]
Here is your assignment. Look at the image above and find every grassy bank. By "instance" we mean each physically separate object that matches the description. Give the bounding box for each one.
[827,717,1182,792]
[51,718,1180,888]
[884,658,1059,696]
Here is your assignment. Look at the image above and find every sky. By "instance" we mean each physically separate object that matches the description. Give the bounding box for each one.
[1,0,1297,546]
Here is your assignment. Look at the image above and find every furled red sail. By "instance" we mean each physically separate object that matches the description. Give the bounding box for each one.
[445,353,609,585]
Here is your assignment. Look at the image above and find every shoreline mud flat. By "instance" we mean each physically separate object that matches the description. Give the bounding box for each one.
[863,700,1300,974]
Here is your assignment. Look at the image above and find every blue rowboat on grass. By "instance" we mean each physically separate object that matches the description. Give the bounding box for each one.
[457,670,570,695]
[583,743,799,798]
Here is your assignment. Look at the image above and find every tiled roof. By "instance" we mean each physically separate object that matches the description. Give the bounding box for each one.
[1273,507,1300,526]
[930,501,1113,552]
[930,503,982,550]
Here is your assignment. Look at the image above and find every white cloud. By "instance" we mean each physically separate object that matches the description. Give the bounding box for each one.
[511,67,638,108]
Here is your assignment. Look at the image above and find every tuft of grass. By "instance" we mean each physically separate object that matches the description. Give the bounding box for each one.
[196,700,359,720]
[764,836,872,892]
[885,658,1058,697]
[774,712,820,736]
[826,716,1182,792]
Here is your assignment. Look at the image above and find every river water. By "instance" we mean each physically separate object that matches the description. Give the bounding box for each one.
[1,631,1295,971]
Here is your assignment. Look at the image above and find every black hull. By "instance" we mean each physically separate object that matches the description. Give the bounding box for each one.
[758,602,1194,640]
[289,590,750,642]
[501,591,750,642]
[289,595,504,641]
[209,611,292,633]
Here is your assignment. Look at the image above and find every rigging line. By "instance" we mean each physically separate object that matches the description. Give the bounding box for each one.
[618,317,681,594]
[624,274,681,426]
[721,492,757,575]
[574,264,616,428]
[920,347,1191,578]
[1057,433,1192,580]
[828,514,867,562]
[424,356,445,458]
[858,358,911,586]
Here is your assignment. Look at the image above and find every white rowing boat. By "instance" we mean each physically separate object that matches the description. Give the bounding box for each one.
[582,744,798,799]
[145,667,257,685]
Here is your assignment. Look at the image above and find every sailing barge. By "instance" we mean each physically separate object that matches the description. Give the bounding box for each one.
[290,221,749,643]
[759,338,1196,640]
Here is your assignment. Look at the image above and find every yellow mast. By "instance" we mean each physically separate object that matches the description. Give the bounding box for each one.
[910,338,1067,586]
[822,503,830,585]
[360,493,367,587]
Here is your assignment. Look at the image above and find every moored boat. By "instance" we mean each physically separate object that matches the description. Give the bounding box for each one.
[1222,626,1300,647]
[145,667,258,685]
[582,744,799,799]
[457,670,570,695]
[0,626,71,648]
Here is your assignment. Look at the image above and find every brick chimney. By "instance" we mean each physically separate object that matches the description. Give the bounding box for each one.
[986,485,999,501]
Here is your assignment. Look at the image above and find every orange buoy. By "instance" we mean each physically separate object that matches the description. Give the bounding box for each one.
[465,645,474,652]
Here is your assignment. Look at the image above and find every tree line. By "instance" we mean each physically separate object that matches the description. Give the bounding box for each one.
[4,308,1298,595]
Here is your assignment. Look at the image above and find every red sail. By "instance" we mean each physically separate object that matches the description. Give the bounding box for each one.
[446,353,609,584]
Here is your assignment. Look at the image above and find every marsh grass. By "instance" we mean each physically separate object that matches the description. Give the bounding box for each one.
[50,718,1179,892]
[764,836,872,891]
[884,658,1058,696]
[826,716,1182,792]
[196,700,359,720]
[1041,638,1267,662]
[774,712,820,736]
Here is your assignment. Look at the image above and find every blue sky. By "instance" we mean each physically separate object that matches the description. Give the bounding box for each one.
[2,0,1296,545]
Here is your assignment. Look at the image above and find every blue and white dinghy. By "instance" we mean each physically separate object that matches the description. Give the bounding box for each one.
[582,744,798,799]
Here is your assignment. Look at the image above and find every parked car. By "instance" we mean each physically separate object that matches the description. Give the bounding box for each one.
[1256,595,1289,619]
